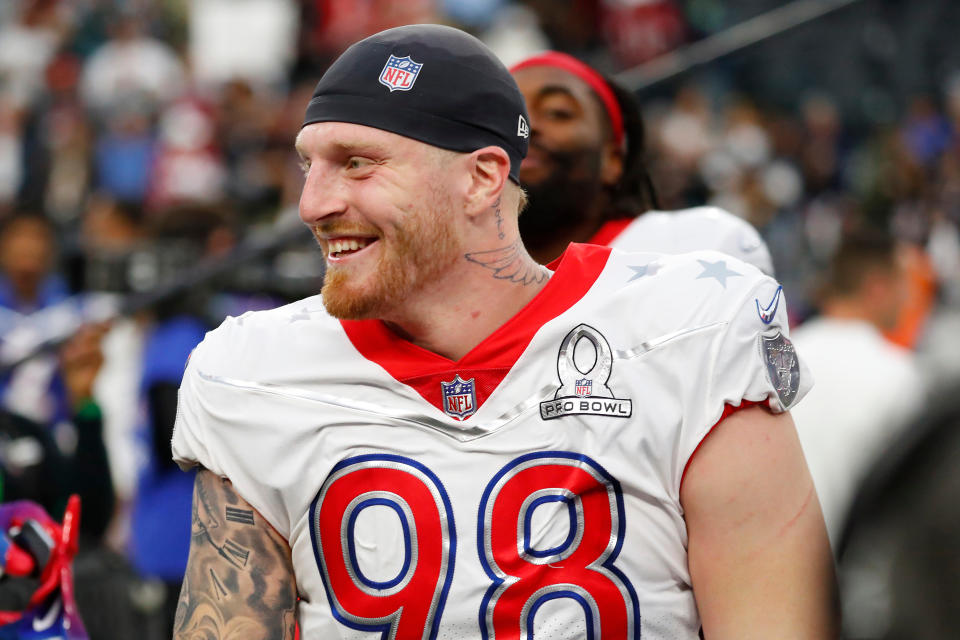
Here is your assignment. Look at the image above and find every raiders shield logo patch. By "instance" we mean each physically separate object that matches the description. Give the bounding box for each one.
[759,332,800,407]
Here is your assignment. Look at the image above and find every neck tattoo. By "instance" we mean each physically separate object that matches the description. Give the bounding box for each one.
[465,241,550,285]
[493,196,505,240]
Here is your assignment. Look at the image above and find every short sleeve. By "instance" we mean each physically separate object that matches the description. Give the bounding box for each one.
[171,341,224,476]
[705,278,811,421]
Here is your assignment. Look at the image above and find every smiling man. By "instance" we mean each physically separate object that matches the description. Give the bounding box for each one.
[170,24,836,640]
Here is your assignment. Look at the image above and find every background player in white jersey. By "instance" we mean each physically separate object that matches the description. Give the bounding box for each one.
[510,52,774,276]
[171,25,836,639]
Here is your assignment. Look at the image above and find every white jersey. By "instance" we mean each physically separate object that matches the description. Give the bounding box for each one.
[593,206,775,276]
[173,243,808,640]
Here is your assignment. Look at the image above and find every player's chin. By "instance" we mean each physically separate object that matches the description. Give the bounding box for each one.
[321,285,380,319]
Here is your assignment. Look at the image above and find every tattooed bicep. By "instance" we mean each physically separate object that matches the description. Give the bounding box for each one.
[174,468,297,640]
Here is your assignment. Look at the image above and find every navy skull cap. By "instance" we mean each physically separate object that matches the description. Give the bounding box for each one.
[302,24,529,182]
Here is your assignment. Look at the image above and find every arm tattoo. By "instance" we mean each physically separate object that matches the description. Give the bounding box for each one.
[465,241,550,285]
[493,196,505,240]
[174,469,297,639]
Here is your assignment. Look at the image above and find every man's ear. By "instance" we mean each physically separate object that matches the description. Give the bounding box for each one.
[600,140,624,187]
[465,146,511,216]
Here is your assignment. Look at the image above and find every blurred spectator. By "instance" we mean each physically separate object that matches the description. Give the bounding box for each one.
[901,95,952,167]
[93,100,156,203]
[42,53,92,223]
[790,231,926,549]
[0,322,114,543]
[301,0,442,64]
[188,0,298,90]
[599,0,687,68]
[80,13,185,117]
[0,212,67,314]
[0,0,70,111]
[148,97,226,209]
[0,212,78,437]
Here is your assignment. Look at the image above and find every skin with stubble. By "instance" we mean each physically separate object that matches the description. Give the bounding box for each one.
[295,121,547,358]
[312,150,463,320]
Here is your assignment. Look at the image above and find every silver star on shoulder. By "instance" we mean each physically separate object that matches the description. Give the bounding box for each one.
[696,259,741,288]
[627,262,661,282]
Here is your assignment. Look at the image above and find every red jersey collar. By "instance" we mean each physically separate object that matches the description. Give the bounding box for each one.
[339,243,611,418]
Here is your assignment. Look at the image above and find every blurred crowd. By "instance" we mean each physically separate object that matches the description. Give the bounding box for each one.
[1,0,959,638]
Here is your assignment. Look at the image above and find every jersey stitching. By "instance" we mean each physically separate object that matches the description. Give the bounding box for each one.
[195,370,550,443]
[613,321,727,361]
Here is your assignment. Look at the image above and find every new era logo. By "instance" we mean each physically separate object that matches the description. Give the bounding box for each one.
[517,114,529,138]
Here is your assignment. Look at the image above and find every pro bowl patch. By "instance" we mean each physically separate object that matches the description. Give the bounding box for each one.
[759,332,800,407]
[540,324,632,420]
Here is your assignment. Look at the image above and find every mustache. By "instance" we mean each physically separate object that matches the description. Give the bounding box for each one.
[309,222,380,237]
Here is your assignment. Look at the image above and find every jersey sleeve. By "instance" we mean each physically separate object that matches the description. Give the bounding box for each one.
[681,277,812,474]
[171,338,224,477]
[169,315,293,539]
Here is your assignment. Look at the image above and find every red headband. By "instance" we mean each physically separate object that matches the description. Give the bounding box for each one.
[510,51,625,147]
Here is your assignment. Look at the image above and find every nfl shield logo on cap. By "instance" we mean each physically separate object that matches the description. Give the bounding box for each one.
[441,375,476,420]
[379,54,423,92]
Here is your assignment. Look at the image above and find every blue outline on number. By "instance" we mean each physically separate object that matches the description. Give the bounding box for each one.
[527,591,596,640]
[309,454,457,640]
[523,494,577,559]
[476,451,641,640]
[346,498,412,590]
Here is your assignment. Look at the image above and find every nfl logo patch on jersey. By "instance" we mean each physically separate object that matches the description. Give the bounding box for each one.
[379,54,423,92]
[441,375,477,420]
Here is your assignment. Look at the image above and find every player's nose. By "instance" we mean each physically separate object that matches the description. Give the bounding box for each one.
[299,166,348,224]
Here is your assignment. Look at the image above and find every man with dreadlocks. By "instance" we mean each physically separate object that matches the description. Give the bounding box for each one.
[510,52,774,275]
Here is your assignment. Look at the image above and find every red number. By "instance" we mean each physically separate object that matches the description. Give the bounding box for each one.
[477,452,639,639]
[311,452,638,639]
[309,454,456,640]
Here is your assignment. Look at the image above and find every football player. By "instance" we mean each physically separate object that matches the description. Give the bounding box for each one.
[510,51,774,275]
[171,24,836,639]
